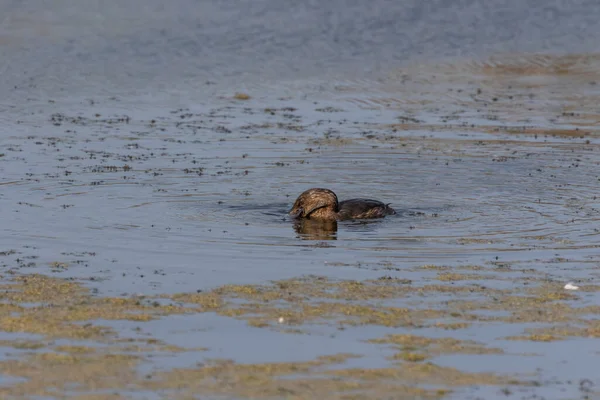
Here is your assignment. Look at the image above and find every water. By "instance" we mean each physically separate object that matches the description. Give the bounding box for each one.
[2,1,600,399]
[2,0,600,99]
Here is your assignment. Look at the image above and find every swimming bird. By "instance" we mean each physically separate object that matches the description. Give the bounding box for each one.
[289,188,395,221]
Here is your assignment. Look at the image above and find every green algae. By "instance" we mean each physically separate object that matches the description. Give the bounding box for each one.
[0,266,598,398]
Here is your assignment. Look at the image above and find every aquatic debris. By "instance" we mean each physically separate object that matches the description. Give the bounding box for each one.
[233,93,251,100]
[564,282,580,290]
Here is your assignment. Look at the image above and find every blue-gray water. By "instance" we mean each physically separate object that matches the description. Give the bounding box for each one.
[1,0,600,100]
[2,1,600,399]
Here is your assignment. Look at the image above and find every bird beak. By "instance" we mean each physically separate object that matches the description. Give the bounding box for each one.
[289,207,303,219]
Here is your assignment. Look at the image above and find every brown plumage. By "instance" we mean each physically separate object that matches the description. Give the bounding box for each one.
[289,188,396,221]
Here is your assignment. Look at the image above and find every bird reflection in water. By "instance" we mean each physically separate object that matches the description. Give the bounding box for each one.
[292,218,338,240]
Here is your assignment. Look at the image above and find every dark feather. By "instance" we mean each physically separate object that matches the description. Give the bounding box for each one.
[338,198,396,220]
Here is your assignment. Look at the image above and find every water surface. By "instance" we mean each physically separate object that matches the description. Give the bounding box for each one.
[2,2,600,399]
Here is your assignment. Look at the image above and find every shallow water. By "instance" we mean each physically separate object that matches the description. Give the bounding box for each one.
[3,94,599,291]
[2,70,600,397]
[2,1,600,399]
